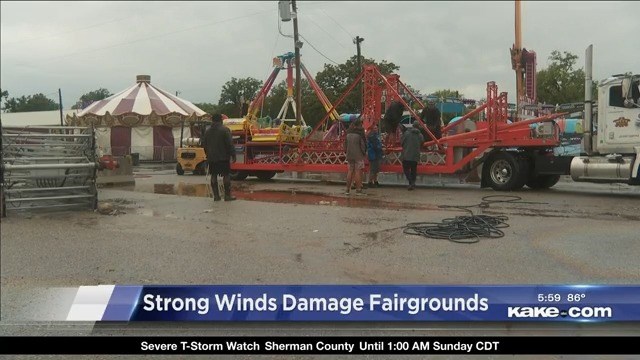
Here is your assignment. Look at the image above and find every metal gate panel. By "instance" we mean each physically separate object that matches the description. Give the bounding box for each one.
[1,125,98,217]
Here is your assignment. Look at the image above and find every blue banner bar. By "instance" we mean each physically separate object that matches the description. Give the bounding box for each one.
[98,285,640,322]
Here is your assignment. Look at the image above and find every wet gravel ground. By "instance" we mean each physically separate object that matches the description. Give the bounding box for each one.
[1,168,639,358]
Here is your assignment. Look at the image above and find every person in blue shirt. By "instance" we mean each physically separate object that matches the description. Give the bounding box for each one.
[367,124,383,188]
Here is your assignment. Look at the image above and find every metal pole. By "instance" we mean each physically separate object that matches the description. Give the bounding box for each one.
[514,0,523,121]
[180,121,185,148]
[354,36,364,112]
[58,88,64,126]
[292,0,302,125]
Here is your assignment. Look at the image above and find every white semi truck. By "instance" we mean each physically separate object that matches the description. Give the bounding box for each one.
[480,44,640,190]
[568,45,640,185]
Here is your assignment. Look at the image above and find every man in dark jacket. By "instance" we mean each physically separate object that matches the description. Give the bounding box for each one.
[202,113,237,201]
[381,100,404,135]
[420,101,442,140]
[401,121,424,190]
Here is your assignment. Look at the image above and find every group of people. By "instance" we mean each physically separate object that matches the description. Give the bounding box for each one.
[344,106,440,193]
[202,102,441,201]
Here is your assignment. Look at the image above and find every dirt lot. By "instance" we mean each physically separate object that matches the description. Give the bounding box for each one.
[1,168,639,358]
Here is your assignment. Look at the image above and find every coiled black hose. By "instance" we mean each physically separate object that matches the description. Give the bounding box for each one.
[404,195,546,244]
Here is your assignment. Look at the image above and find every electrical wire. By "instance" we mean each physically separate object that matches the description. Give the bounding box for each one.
[277,11,294,39]
[303,14,348,49]
[299,34,339,65]
[403,195,548,244]
[276,4,339,65]
[320,9,354,39]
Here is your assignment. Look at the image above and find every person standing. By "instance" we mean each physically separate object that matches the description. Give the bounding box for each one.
[381,100,405,143]
[202,113,237,201]
[344,120,367,195]
[401,121,424,190]
[420,100,442,140]
[367,124,383,188]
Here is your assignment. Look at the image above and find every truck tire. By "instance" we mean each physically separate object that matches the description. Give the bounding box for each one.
[256,171,277,181]
[483,152,528,191]
[176,163,185,175]
[526,174,561,189]
[230,170,248,181]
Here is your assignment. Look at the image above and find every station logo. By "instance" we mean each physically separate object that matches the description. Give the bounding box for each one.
[507,306,612,319]
[613,117,630,127]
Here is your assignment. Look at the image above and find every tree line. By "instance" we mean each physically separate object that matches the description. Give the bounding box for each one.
[2,50,591,124]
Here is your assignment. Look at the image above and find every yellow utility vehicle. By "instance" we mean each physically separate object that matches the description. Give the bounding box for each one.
[176,121,210,175]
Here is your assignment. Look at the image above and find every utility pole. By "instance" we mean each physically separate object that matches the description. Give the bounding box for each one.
[354,36,364,111]
[292,0,302,125]
[58,88,63,126]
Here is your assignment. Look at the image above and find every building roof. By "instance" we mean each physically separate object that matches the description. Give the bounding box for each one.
[1,109,80,127]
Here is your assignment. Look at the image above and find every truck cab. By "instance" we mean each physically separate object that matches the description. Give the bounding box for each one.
[570,71,640,184]
[594,75,640,154]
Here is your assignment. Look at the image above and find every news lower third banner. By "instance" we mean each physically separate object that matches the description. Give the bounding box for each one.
[1,336,639,355]
[60,285,640,322]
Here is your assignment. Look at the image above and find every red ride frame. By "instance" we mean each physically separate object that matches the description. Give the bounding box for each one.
[232,64,565,176]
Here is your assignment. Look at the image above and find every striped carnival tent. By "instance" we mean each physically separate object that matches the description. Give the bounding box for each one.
[66,75,210,161]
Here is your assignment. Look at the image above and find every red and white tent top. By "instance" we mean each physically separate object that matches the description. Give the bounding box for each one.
[77,75,207,117]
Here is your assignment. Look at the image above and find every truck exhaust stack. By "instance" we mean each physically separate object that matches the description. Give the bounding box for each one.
[584,44,593,156]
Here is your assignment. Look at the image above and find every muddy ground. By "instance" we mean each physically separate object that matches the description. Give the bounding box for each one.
[1,166,639,359]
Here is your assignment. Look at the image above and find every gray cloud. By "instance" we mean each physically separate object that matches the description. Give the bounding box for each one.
[1,1,638,108]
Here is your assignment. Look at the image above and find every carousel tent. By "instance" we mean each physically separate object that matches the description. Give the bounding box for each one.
[66,75,210,161]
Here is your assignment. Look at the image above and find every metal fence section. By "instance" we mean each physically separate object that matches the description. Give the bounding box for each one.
[1,125,98,217]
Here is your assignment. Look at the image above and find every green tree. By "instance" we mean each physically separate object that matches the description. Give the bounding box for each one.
[218,77,263,117]
[315,55,400,114]
[72,88,112,109]
[300,79,333,127]
[193,102,219,115]
[4,93,60,113]
[261,81,288,119]
[429,89,463,99]
[1,88,9,111]
[537,50,591,105]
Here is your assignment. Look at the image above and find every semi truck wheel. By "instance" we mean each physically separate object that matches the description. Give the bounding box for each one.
[483,152,528,191]
[230,170,248,181]
[256,171,277,181]
[526,174,561,189]
[176,163,185,175]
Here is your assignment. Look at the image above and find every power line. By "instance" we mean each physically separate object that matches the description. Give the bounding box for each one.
[299,34,339,65]
[320,9,354,39]
[303,14,348,50]
[277,10,294,39]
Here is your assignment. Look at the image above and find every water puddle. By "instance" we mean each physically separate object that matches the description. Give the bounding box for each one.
[127,182,439,211]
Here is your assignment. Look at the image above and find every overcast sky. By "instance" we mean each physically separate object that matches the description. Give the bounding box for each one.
[1,1,638,109]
